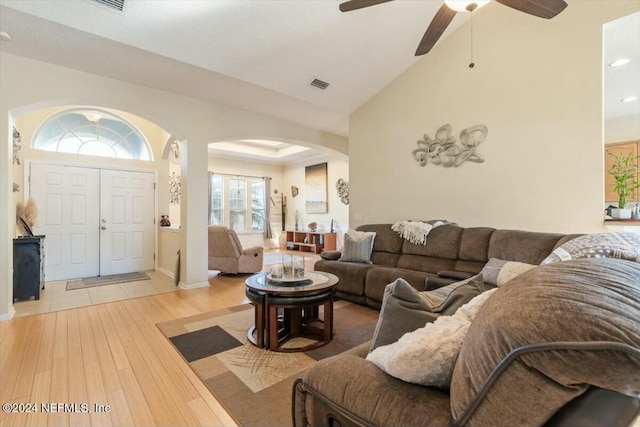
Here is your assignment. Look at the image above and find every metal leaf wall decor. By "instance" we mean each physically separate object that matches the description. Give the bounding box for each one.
[169,172,181,205]
[336,178,349,205]
[412,124,487,168]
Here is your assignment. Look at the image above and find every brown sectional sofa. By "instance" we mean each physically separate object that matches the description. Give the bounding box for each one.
[295,224,640,427]
[315,223,579,309]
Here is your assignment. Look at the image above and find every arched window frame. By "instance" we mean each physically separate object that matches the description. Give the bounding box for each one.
[32,108,153,161]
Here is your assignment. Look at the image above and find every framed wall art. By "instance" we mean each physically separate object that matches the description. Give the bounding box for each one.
[305,162,328,214]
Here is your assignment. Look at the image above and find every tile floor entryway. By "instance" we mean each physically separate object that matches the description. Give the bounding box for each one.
[13,270,177,318]
[13,249,320,318]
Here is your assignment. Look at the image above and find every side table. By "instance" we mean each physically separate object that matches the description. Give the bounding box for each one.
[245,271,338,352]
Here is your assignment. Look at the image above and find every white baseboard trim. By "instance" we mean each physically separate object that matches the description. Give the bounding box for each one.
[157,266,174,279]
[178,281,210,290]
[0,306,16,322]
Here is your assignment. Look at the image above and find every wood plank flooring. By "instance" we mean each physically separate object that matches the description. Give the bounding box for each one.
[0,274,253,427]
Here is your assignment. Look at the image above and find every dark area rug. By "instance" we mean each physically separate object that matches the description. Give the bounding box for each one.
[156,301,379,427]
[65,272,150,290]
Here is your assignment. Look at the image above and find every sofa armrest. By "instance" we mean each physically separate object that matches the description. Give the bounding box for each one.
[437,270,474,280]
[454,341,640,427]
[425,275,457,290]
[320,250,341,261]
[242,246,264,256]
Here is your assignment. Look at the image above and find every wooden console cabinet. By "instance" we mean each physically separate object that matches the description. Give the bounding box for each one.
[285,231,336,254]
[13,236,45,301]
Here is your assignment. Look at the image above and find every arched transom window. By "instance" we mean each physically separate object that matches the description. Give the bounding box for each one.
[33,109,152,161]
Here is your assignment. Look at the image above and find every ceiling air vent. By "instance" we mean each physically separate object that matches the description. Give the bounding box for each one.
[88,0,126,13]
[310,79,330,90]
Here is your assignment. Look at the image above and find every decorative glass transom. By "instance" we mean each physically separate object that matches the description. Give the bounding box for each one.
[33,109,152,161]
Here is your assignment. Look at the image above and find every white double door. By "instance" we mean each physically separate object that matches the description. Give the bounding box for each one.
[30,164,155,281]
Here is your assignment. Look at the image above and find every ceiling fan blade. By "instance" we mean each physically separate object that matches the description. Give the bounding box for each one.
[339,0,393,13]
[415,4,457,56]
[496,0,568,19]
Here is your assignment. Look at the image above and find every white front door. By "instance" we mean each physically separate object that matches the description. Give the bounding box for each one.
[29,164,155,280]
[99,169,155,276]
[30,164,100,281]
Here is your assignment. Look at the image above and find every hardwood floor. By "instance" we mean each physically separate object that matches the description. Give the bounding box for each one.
[1,251,319,427]
[2,275,260,427]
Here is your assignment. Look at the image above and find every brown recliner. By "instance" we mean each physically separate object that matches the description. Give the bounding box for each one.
[207,225,263,274]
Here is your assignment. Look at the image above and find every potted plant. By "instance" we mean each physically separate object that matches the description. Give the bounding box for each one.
[607,150,640,219]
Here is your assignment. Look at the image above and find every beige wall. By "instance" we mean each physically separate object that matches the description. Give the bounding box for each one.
[0,52,348,319]
[348,1,640,234]
[283,155,350,248]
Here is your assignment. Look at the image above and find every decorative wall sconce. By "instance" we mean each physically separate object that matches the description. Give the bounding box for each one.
[13,126,21,166]
[336,178,349,205]
[412,124,487,168]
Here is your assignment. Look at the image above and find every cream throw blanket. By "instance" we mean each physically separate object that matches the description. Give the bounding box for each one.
[391,220,446,245]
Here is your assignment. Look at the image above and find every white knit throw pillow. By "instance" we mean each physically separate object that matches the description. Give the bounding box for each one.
[366,289,497,388]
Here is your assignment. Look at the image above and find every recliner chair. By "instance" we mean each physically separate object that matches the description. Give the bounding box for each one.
[207,225,264,274]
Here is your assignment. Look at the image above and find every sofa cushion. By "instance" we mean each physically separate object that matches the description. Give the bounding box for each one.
[314,259,374,297]
[369,274,484,350]
[367,289,496,388]
[364,267,433,309]
[488,229,565,264]
[458,227,496,262]
[339,229,376,263]
[450,259,640,427]
[401,224,464,258]
[356,224,404,254]
[301,353,452,427]
[541,232,640,265]
[480,258,536,287]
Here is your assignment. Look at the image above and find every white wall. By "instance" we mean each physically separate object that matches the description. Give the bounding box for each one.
[348,1,640,234]
[207,152,350,249]
[0,53,348,319]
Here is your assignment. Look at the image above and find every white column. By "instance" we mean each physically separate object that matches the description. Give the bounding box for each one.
[0,112,16,320]
[178,139,210,289]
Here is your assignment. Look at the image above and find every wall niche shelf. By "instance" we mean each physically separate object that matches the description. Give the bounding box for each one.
[285,231,336,254]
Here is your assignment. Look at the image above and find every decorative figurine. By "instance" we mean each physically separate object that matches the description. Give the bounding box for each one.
[160,215,171,227]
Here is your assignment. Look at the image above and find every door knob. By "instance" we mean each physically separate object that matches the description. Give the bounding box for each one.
[101,226,107,230]
[101,219,107,223]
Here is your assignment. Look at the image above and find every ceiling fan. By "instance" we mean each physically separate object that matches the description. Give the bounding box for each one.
[339,0,568,56]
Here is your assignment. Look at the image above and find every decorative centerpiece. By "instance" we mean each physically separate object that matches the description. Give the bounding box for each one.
[268,255,308,284]
[607,150,640,219]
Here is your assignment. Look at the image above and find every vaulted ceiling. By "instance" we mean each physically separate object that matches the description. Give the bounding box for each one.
[0,1,637,144]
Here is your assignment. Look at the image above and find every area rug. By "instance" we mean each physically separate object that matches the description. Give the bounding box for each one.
[65,272,150,290]
[156,301,379,427]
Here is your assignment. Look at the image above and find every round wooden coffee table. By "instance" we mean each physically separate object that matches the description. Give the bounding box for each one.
[245,271,339,352]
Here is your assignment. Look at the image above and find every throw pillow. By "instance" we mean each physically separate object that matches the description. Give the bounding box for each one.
[540,232,640,265]
[369,274,484,351]
[366,288,497,388]
[480,258,536,287]
[339,229,376,264]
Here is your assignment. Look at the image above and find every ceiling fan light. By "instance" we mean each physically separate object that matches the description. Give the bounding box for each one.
[444,0,490,12]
